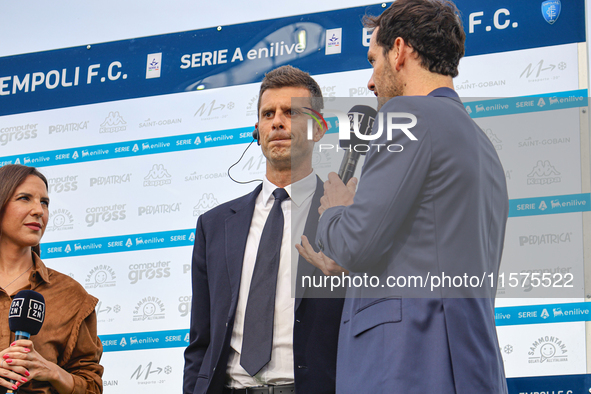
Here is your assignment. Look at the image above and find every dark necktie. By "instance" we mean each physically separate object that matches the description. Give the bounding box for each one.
[240,188,290,376]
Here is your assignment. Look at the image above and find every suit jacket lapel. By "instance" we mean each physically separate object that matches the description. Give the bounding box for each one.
[225,184,262,310]
[295,177,323,310]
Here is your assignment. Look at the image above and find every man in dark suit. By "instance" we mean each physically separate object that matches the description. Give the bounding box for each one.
[302,1,509,393]
[183,65,344,394]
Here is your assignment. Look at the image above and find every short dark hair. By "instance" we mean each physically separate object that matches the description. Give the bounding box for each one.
[257,65,323,114]
[0,164,48,256]
[364,0,465,78]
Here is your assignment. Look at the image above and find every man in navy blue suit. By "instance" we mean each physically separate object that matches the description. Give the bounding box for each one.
[303,0,509,393]
[183,65,344,394]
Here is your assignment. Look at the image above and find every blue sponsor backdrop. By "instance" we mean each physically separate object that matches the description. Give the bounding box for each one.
[0,89,586,168]
[98,301,591,353]
[0,0,585,116]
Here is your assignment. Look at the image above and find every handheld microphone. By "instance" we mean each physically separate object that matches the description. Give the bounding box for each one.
[6,290,45,393]
[9,290,45,340]
[337,105,377,185]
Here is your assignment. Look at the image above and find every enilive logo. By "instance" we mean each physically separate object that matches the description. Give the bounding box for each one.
[528,335,568,363]
[138,203,181,216]
[193,193,219,216]
[128,261,171,284]
[48,176,78,193]
[133,296,165,321]
[526,160,561,185]
[144,164,172,187]
[85,265,117,289]
[99,111,127,133]
[45,208,74,232]
[90,174,132,187]
[0,124,38,146]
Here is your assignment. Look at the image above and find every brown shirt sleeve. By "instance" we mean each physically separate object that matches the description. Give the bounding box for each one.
[61,300,104,394]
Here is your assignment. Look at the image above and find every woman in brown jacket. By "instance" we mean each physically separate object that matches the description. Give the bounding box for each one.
[0,164,103,394]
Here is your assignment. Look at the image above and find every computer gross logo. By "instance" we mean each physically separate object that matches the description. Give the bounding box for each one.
[47,176,78,194]
[85,204,126,227]
[128,261,171,284]
[0,123,38,146]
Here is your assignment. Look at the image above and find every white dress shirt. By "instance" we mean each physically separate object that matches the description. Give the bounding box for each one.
[227,171,317,388]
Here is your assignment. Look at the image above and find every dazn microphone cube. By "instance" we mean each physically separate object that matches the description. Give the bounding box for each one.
[9,290,45,339]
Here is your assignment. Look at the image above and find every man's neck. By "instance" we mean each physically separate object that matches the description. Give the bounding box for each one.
[402,69,454,97]
[266,165,313,188]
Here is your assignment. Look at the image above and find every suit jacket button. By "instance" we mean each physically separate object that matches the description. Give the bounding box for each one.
[318,240,324,251]
[297,365,307,369]
[295,319,301,323]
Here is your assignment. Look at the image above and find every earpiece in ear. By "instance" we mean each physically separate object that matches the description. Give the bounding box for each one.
[253,126,260,146]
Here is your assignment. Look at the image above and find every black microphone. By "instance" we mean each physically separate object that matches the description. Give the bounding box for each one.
[9,290,45,340]
[337,105,377,185]
[7,291,45,393]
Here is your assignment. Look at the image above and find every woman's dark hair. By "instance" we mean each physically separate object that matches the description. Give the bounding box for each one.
[0,165,49,256]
